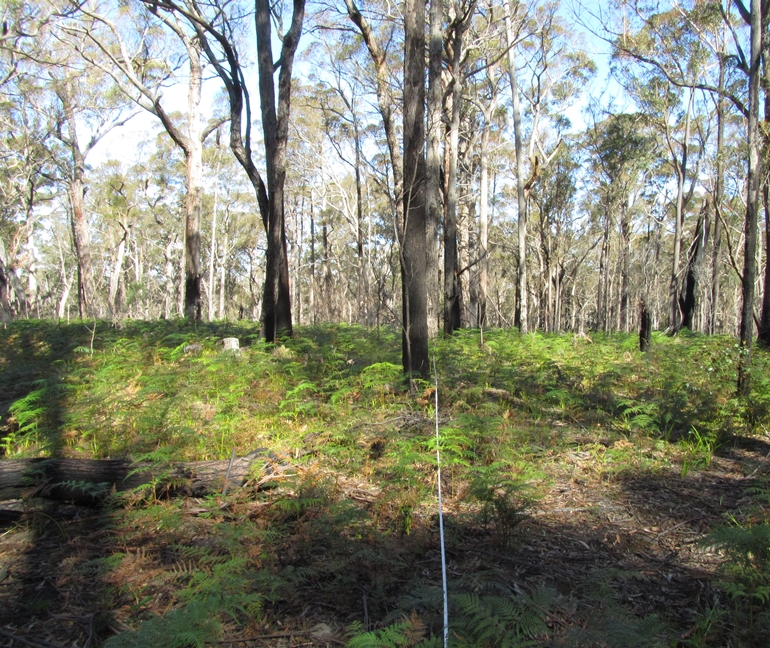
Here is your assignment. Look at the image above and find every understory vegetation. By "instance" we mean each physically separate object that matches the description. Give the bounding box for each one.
[1,320,770,647]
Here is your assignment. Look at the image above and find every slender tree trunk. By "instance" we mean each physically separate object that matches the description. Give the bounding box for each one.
[69,176,94,319]
[344,0,406,297]
[309,191,316,324]
[758,9,770,346]
[426,0,443,338]
[402,0,429,376]
[0,237,11,322]
[108,224,128,319]
[57,82,95,320]
[760,172,770,346]
[737,0,762,395]
[710,57,726,335]
[478,96,493,329]
[597,206,611,331]
[505,0,528,333]
[620,204,631,332]
[208,155,220,321]
[164,238,175,319]
[640,298,652,352]
[444,13,470,335]
[669,87,695,332]
[184,46,204,321]
[219,224,228,320]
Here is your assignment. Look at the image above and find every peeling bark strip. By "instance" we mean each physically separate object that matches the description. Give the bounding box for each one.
[0,451,265,503]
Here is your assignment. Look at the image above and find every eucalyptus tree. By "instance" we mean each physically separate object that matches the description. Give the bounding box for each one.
[611,11,713,332]
[529,141,582,331]
[87,160,141,318]
[590,0,764,388]
[22,21,133,319]
[516,0,596,331]
[309,52,373,325]
[0,0,58,320]
[340,0,429,373]
[64,0,228,321]
[443,0,477,335]
[584,111,653,332]
[0,73,55,320]
[138,0,305,341]
[503,0,530,332]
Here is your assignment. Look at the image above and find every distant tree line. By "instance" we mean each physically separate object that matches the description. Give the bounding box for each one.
[0,0,767,385]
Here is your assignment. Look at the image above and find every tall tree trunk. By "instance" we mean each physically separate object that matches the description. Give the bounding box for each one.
[219,224,228,320]
[737,0,762,395]
[309,190,316,325]
[619,203,631,332]
[69,176,94,319]
[208,153,221,321]
[669,87,695,332]
[184,45,204,321]
[710,54,726,335]
[0,237,14,322]
[164,237,175,319]
[758,6,770,346]
[402,0,429,377]
[478,96,493,329]
[56,81,95,320]
[352,115,368,325]
[344,0,407,312]
[760,166,770,346]
[597,205,611,331]
[426,0,443,338]
[444,11,471,335]
[256,0,303,341]
[505,0,528,333]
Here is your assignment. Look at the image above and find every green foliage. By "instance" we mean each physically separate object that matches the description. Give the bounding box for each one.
[346,612,441,647]
[679,427,720,476]
[2,322,770,647]
[3,379,49,453]
[104,601,221,648]
[705,522,770,621]
[467,466,532,547]
[451,588,555,647]
[346,588,555,648]
[559,569,674,647]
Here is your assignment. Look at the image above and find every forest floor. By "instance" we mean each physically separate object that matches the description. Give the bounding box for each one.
[1,322,769,647]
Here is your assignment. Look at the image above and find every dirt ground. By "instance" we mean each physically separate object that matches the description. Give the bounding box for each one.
[1,434,769,647]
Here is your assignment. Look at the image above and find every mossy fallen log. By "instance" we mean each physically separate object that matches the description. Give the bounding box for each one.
[0,451,265,503]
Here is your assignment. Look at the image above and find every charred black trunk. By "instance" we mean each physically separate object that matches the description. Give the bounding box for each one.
[640,299,652,352]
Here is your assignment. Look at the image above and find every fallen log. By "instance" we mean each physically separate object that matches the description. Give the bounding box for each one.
[0,450,266,504]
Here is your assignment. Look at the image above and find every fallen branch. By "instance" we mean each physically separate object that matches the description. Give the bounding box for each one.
[0,450,266,504]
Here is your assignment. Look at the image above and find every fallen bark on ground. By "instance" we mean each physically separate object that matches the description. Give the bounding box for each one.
[0,451,266,503]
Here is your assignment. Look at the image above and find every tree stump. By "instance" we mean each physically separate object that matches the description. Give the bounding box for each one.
[221,337,240,352]
[640,300,652,352]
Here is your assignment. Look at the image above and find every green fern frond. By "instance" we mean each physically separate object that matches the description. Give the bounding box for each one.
[104,601,220,648]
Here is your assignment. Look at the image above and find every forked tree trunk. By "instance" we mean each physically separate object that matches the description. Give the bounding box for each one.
[256,0,303,342]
